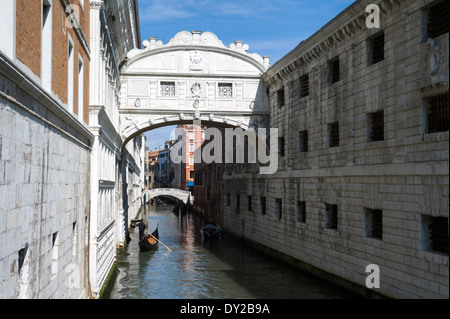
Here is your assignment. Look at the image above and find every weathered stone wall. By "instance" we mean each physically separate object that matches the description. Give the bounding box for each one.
[0,59,92,299]
[223,0,448,299]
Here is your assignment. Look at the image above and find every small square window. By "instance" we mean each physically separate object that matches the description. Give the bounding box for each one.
[328,121,340,147]
[369,33,384,65]
[425,93,449,133]
[325,204,338,229]
[296,201,306,223]
[364,209,383,239]
[300,74,309,98]
[368,110,384,142]
[427,1,449,39]
[299,130,308,152]
[277,87,285,107]
[160,81,175,96]
[421,215,449,255]
[218,83,233,98]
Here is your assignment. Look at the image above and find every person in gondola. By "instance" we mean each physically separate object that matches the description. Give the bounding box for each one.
[137,219,146,240]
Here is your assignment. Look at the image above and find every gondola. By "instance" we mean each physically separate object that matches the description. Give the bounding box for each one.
[201,224,220,239]
[138,225,159,252]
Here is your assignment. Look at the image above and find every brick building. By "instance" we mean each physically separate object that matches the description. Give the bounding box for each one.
[222,0,448,298]
[178,124,206,192]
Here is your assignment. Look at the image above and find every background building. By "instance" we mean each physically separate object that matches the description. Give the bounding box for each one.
[193,127,225,226]
[145,148,159,189]
[156,140,175,187]
[179,124,205,192]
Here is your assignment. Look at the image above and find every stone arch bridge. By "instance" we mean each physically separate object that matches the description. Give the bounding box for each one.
[143,188,192,205]
[119,30,271,145]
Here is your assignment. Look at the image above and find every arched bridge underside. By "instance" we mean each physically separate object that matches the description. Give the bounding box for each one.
[143,188,192,205]
[119,30,270,145]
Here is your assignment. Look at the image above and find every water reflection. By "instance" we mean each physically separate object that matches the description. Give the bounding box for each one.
[109,203,357,299]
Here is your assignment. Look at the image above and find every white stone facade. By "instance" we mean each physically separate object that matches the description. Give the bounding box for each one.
[88,0,142,298]
[222,0,448,298]
[119,30,270,144]
[0,0,143,299]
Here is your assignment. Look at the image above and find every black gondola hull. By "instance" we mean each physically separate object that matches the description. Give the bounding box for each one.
[138,227,159,252]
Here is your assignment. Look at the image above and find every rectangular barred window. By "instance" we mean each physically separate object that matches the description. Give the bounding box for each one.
[426,93,449,133]
[277,87,285,107]
[325,204,338,229]
[296,201,306,223]
[279,137,285,157]
[421,215,449,255]
[247,195,252,212]
[218,83,233,98]
[328,121,340,147]
[300,74,309,98]
[299,130,308,152]
[365,209,383,239]
[369,32,384,65]
[330,58,340,84]
[430,217,449,255]
[275,198,282,220]
[160,81,175,96]
[260,196,267,215]
[427,1,449,39]
[368,110,384,142]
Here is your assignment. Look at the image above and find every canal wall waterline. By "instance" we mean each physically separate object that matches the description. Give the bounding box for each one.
[221,226,386,299]
[223,228,384,299]
[191,204,382,298]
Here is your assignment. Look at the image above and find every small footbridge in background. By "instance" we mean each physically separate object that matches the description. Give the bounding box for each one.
[143,188,193,205]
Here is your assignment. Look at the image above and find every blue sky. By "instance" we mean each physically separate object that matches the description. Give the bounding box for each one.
[139,0,354,150]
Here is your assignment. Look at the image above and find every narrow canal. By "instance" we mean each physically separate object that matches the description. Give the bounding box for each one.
[109,202,358,299]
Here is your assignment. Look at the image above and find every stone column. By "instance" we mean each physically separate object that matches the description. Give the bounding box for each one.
[88,0,103,298]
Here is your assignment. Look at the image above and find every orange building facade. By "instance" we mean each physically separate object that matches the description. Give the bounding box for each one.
[179,124,205,191]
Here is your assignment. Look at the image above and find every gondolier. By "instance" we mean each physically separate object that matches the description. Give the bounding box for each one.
[137,219,146,240]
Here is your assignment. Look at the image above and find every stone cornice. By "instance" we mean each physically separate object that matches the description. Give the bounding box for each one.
[125,31,270,72]
[262,0,404,87]
[90,0,103,10]
[0,51,94,147]
[89,104,123,158]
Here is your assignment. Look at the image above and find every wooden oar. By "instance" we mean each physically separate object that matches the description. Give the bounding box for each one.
[145,230,172,252]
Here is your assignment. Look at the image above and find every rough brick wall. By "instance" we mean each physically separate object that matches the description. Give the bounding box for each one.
[16,0,41,77]
[15,0,90,124]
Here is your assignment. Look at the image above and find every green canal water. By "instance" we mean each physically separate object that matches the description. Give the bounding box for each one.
[109,203,358,299]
